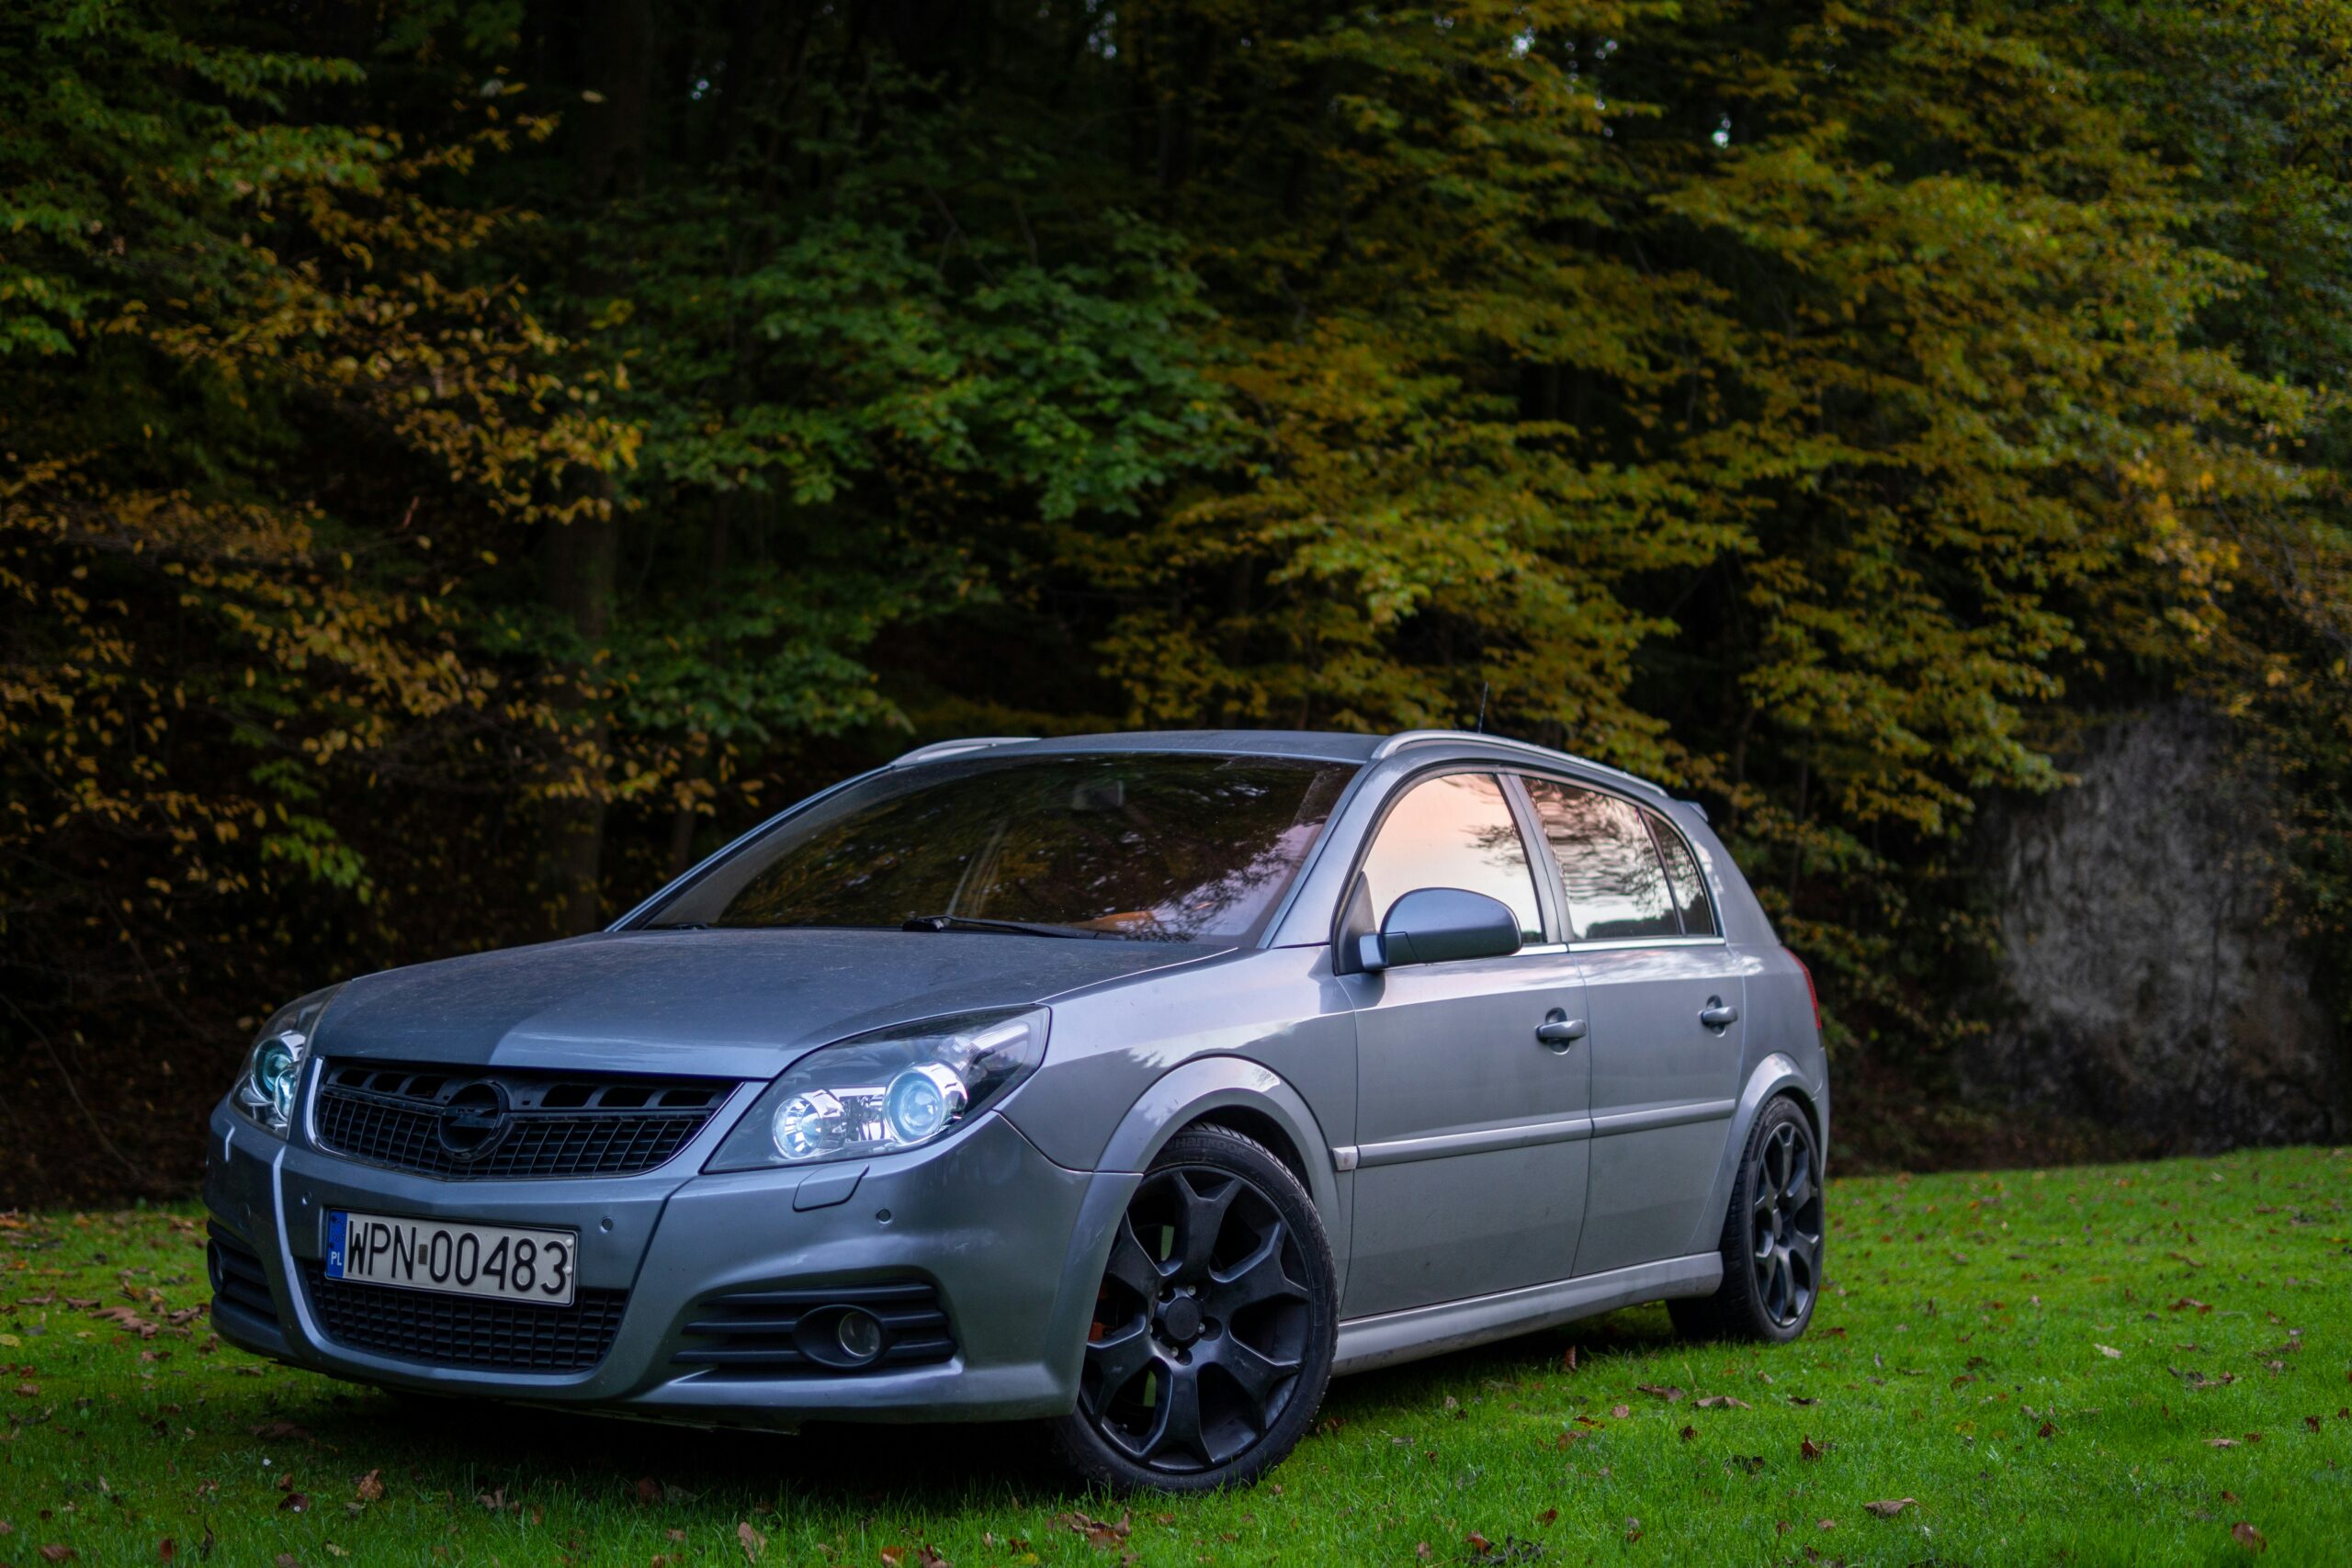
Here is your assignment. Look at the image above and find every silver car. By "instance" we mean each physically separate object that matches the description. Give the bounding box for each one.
[206,729,1826,1491]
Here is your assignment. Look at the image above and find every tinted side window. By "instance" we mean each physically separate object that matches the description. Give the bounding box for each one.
[1645,807,1717,937]
[1358,773,1544,942]
[1522,780,1679,941]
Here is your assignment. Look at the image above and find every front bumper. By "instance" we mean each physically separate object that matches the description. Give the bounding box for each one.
[202,1101,1137,1427]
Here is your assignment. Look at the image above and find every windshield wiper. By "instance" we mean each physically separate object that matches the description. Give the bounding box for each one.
[902,913,1110,940]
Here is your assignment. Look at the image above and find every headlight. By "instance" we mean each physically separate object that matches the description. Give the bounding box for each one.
[707,1008,1048,1171]
[232,987,341,1138]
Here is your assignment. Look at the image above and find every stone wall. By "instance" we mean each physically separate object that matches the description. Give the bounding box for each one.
[1972,706,2345,1149]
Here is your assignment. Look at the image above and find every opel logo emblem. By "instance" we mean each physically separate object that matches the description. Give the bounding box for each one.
[436,1080,511,1160]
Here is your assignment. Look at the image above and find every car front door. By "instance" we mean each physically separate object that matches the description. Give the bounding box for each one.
[1340,771,1594,1318]
[1520,777,1747,1278]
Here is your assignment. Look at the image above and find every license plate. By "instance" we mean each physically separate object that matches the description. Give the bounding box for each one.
[325,1211,577,1307]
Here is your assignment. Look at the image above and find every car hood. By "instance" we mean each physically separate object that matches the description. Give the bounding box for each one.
[312,928,1232,1079]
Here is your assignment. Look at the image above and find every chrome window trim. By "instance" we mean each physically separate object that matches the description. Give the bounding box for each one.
[1515,768,1726,944]
[1372,730,1673,804]
[1567,935,1728,953]
[1324,761,1553,964]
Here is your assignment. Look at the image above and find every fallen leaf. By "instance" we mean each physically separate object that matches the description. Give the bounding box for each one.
[2098,1345,2123,1359]
[325,1551,348,1562]
[279,1493,311,1514]
[879,1550,905,1568]
[2233,1521,2267,1553]
[1558,1347,1577,1374]
[1637,1383,1685,1404]
[1696,1395,1751,1410]
[1611,1404,1631,1419]
[1465,1534,1491,1554]
[1051,1512,1130,1551]
[1679,1424,1697,1442]
[1801,1436,1828,1461]
[1535,1508,1557,1525]
[1863,1498,1916,1518]
[38,1549,74,1564]
[1416,1545,1431,1562]
[353,1471,383,1504]
[738,1520,766,1563]
[1789,1395,1817,1406]
[159,1540,175,1563]
[917,1549,949,1568]
[2307,1416,2324,1434]
[2038,1421,2057,1438]
[2208,1438,2241,1449]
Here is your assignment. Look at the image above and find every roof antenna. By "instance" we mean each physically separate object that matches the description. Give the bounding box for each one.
[1475,681,1489,734]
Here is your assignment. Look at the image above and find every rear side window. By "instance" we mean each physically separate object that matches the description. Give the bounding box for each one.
[1357,773,1544,942]
[1522,779,1679,942]
[1645,807,1718,937]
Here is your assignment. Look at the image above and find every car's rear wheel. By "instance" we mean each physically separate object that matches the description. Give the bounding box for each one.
[1049,1124,1336,1492]
[1668,1095,1823,1344]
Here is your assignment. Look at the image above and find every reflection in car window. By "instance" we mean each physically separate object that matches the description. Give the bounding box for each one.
[650,754,1355,942]
[1522,780,1680,941]
[1357,773,1544,942]
[1645,807,1717,936]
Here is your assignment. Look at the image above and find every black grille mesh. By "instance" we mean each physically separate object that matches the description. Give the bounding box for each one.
[313,1062,732,1179]
[300,1261,627,1373]
[209,1224,275,1323]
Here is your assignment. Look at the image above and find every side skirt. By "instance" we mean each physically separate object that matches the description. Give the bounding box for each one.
[1331,1253,1724,1376]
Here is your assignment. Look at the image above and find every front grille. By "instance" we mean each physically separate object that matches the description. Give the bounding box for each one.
[313,1061,733,1179]
[300,1261,627,1373]
[209,1224,275,1322]
[672,1280,956,1377]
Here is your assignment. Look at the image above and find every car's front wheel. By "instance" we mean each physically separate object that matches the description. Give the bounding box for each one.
[1668,1095,1824,1343]
[1049,1124,1336,1492]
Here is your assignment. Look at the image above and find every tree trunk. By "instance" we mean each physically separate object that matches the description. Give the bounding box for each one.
[536,0,652,937]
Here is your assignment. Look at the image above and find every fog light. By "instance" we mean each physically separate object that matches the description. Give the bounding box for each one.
[883,1064,967,1145]
[834,1308,884,1364]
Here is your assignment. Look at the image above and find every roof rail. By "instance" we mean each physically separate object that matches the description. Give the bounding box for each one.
[888,736,1036,768]
[1374,728,1671,800]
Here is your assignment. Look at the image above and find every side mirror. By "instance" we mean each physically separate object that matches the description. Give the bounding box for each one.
[1356,887,1523,972]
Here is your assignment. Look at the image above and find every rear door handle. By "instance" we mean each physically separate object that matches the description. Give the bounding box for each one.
[1535,1010,1588,1050]
[1699,997,1740,1031]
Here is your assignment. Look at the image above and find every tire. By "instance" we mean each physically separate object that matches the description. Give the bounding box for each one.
[1048,1124,1338,1493]
[1668,1095,1824,1344]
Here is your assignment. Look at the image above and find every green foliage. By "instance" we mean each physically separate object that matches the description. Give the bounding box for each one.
[6,0,2352,1200]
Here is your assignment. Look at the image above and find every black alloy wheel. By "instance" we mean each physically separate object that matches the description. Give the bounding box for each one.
[1051,1125,1336,1491]
[1749,1116,1822,1326]
[1669,1095,1825,1344]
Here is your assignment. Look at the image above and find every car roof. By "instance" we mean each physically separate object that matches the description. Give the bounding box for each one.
[889,728,1677,805]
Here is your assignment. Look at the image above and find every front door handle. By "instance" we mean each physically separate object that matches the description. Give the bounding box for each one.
[1535,1010,1588,1050]
[1699,997,1740,1031]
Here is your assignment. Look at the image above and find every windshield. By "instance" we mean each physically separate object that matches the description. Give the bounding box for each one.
[645,752,1357,943]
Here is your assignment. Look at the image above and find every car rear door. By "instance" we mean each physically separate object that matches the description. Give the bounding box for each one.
[1340,771,1594,1318]
[1519,777,1746,1278]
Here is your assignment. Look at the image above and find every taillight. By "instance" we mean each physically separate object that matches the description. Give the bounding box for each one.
[1785,946,1820,1033]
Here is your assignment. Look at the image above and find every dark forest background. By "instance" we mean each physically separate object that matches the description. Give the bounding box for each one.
[7,0,2352,1205]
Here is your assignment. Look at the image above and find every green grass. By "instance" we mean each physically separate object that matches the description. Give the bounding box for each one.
[5,1145,2349,1566]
